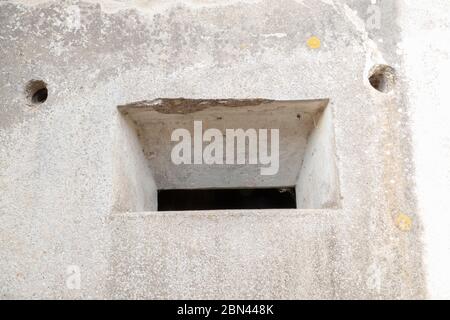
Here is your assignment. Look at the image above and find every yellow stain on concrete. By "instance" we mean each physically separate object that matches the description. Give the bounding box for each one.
[307,36,321,49]
[395,213,413,232]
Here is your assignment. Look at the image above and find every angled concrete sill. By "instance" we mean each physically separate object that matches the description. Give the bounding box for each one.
[111,209,341,218]
[114,98,341,212]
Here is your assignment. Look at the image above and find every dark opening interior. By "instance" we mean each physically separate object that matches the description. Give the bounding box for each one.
[32,88,48,104]
[158,187,297,211]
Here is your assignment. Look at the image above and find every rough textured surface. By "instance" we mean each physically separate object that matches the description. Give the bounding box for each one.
[0,0,447,299]
[109,210,341,299]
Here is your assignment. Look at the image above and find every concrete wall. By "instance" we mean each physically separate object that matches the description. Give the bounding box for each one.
[296,107,341,209]
[112,114,157,213]
[0,0,448,299]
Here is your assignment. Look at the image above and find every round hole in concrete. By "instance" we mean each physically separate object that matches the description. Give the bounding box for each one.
[368,65,396,93]
[26,80,48,104]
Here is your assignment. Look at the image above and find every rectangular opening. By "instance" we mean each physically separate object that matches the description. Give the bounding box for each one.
[115,98,341,212]
[158,187,297,211]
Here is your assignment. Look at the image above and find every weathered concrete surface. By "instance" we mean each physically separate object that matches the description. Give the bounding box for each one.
[109,210,342,299]
[0,0,447,299]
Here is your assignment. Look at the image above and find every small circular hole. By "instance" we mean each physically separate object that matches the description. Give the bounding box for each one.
[26,80,48,104]
[368,65,396,93]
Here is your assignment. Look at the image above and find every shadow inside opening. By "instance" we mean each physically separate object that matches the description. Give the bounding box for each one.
[158,187,297,211]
